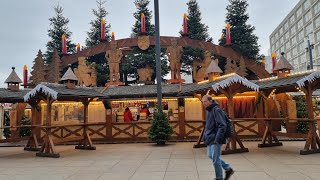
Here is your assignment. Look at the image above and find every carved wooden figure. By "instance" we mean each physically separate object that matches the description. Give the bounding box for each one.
[105,41,123,83]
[74,57,97,87]
[166,38,183,81]
[193,51,212,82]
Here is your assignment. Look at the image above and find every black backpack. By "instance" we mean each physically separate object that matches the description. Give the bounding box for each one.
[214,107,235,138]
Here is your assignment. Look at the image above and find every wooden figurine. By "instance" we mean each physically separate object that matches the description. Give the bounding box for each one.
[166,38,184,83]
[105,41,123,84]
[74,57,97,87]
[193,51,211,82]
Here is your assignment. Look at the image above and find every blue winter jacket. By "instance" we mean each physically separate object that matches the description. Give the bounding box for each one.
[203,101,227,145]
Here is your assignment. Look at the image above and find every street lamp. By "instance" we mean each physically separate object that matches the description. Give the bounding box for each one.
[305,33,314,70]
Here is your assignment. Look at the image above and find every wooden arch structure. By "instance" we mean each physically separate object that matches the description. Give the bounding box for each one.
[61,36,270,79]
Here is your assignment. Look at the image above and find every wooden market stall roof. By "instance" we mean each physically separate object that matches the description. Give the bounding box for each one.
[253,71,317,93]
[24,83,109,102]
[178,73,259,96]
[0,88,30,103]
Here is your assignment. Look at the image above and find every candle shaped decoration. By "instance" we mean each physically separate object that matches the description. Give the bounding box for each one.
[62,34,67,54]
[271,52,277,73]
[77,43,81,52]
[226,23,231,45]
[141,13,146,33]
[101,20,105,40]
[23,65,28,87]
[112,32,115,41]
[183,13,188,34]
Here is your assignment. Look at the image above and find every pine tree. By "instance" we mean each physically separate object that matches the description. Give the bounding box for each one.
[30,50,46,85]
[219,0,259,59]
[123,0,169,83]
[85,0,111,86]
[148,110,174,145]
[180,0,212,76]
[47,49,61,83]
[44,4,76,64]
[85,0,111,46]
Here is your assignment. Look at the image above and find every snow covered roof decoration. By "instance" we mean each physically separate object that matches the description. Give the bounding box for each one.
[212,74,259,92]
[60,67,78,81]
[296,71,320,88]
[23,84,58,102]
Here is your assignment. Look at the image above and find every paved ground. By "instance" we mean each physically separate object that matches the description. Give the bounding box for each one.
[0,141,320,180]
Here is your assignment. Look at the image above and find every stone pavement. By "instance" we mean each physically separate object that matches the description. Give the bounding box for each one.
[0,141,319,180]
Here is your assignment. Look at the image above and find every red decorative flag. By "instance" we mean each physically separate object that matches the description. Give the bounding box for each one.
[112,32,115,41]
[272,52,277,73]
[226,23,231,45]
[23,65,28,87]
[183,13,188,34]
[141,13,146,33]
[101,20,105,40]
[77,43,81,52]
[62,34,67,54]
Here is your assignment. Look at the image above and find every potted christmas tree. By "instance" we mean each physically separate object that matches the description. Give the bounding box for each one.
[148,110,174,145]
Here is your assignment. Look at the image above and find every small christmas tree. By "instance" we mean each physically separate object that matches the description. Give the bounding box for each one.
[47,49,61,83]
[148,110,174,145]
[30,50,46,85]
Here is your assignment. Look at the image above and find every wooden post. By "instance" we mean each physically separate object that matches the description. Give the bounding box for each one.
[36,97,60,158]
[105,108,112,141]
[221,86,249,155]
[300,82,320,155]
[178,98,185,140]
[75,100,96,150]
[24,103,40,151]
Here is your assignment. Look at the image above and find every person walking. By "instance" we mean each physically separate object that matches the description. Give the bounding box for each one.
[202,95,234,180]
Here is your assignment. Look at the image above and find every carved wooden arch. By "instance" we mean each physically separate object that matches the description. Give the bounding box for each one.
[61,36,270,78]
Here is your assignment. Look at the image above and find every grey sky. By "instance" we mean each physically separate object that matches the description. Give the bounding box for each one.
[0,0,299,87]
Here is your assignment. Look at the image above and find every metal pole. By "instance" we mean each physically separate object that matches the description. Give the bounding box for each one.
[154,0,162,111]
[308,38,313,70]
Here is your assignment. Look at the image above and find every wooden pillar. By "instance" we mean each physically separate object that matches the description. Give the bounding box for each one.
[75,100,96,150]
[36,97,60,158]
[221,86,249,155]
[105,108,112,141]
[24,102,40,151]
[178,98,186,140]
[300,82,320,155]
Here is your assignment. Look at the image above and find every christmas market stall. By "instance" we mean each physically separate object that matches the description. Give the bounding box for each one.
[23,66,108,158]
[253,53,320,155]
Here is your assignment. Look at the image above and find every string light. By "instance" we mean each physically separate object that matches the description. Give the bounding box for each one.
[197,73,237,84]
[111,98,177,103]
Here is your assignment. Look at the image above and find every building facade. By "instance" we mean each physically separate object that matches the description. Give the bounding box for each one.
[270,0,320,72]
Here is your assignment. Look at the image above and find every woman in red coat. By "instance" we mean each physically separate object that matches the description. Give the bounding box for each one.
[123,107,133,122]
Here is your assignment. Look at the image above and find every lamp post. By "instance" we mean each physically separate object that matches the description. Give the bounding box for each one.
[154,0,162,110]
[305,33,314,70]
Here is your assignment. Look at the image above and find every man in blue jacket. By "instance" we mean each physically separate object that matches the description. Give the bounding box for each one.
[202,95,234,180]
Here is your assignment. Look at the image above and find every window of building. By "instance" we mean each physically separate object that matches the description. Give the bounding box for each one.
[306,23,313,35]
[298,30,304,41]
[276,41,279,48]
[293,46,298,56]
[280,36,284,44]
[281,46,285,52]
[287,51,292,59]
[297,7,303,17]
[303,0,311,11]
[299,41,305,53]
[314,2,320,15]
[285,41,291,50]
[290,15,295,25]
[291,25,297,35]
[315,16,320,29]
[297,18,303,30]
[304,10,312,23]
[279,27,284,35]
[284,22,289,30]
[284,31,290,40]
[271,36,275,43]
[316,31,320,41]
[291,36,297,45]
[317,45,320,57]
[300,54,307,64]
[275,32,278,39]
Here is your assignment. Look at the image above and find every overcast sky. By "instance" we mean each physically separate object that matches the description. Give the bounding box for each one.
[0,0,299,87]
